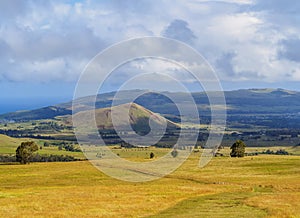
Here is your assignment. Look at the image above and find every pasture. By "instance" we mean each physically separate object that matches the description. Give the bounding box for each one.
[0,150,299,217]
[0,134,84,159]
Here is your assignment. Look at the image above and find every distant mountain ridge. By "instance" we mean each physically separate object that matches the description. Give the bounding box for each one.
[0,106,71,122]
[1,88,300,128]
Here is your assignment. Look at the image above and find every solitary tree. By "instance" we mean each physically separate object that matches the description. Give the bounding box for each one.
[171,149,178,158]
[16,141,39,164]
[230,140,246,157]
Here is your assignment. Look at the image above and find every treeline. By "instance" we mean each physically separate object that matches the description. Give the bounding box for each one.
[246,149,291,156]
[0,154,82,163]
[60,144,81,152]
[228,114,300,129]
[32,121,72,131]
[261,149,290,155]
[45,141,81,152]
[0,129,76,141]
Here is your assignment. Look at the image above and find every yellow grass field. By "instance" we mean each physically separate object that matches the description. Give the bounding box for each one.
[0,152,299,217]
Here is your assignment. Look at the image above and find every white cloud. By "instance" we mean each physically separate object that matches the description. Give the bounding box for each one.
[0,0,299,86]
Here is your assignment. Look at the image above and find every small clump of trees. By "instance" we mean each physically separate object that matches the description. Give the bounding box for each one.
[261,149,289,155]
[10,141,81,164]
[63,144,81,152]
[43,141,81,152]
[16,141,39,164]
[230,140,246,157]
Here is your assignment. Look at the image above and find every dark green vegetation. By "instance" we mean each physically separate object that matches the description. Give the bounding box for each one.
[230,140,246,157]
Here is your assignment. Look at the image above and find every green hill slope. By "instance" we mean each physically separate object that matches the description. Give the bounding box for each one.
[0,134,23,154]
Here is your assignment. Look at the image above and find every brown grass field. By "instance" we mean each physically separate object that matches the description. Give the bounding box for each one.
[0,150,299,217]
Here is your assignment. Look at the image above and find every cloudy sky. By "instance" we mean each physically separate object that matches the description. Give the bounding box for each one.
[0,0,300,112]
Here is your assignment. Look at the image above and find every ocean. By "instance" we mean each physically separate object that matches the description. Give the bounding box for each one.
[0,97,71,115]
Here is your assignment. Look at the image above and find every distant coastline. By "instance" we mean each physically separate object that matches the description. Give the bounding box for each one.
[0,96,70,114]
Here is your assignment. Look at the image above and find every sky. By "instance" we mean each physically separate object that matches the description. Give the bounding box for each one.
[0,0,300,113]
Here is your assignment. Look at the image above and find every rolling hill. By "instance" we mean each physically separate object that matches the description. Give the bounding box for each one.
[70,102,179,133]
[0,134,23,154]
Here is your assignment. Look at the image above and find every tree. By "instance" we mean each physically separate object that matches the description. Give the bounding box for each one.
[171,149,178,158]
[230,140,246,157]
[16,141,39,164]
[150,152,155,159]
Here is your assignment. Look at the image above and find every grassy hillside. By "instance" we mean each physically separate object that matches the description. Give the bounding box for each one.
[71,102,179,132]
[0,134,84,159]
[0,153,299,217]
[0,134,23,154]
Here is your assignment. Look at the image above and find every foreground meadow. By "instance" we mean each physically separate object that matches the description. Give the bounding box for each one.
[0,152,299,217]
